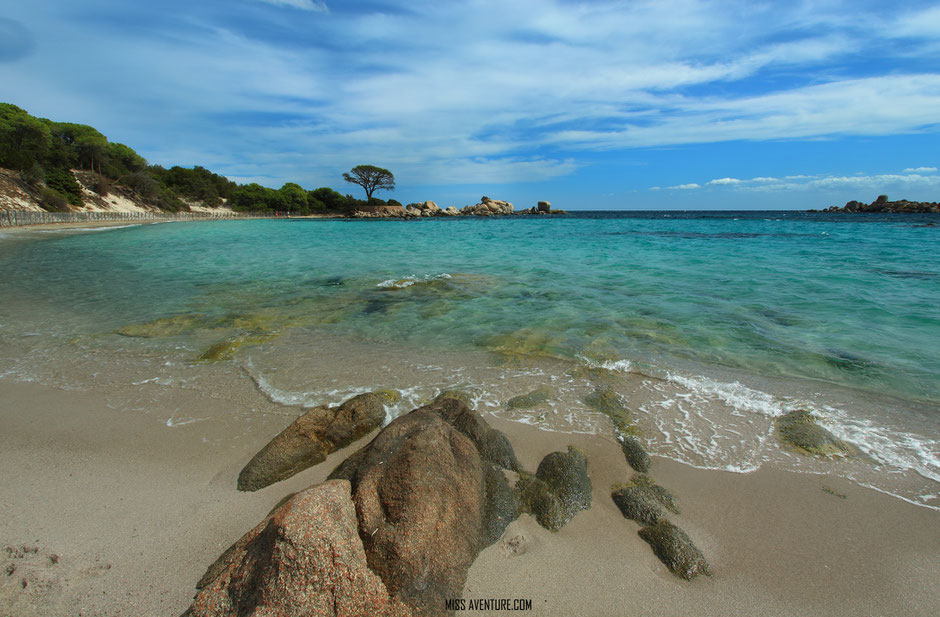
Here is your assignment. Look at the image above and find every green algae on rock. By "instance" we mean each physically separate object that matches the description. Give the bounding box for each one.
[506,386,553,409]
[775,409,855,457]
[373,389,402,405]
[433,389,474,407]
[114,313,205,338]
[517,446,591,531]
[619,434,652,472]
[611,473,680,526]
[638,520,711,580]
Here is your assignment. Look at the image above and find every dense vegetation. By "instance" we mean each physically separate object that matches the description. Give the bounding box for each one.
[0,103,391,214]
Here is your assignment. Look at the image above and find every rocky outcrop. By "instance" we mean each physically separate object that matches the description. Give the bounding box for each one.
[517,446,591,531]
[328,402,498,617]
[638,520,711,580]
[460,196,514,216]
[537,201,551,212]
[820,195,940,213]
[186,480,413,617]
[237,393,386,491]
[775,409,854,457]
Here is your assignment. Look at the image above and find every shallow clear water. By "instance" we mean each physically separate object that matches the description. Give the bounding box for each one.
[1,212,938,508]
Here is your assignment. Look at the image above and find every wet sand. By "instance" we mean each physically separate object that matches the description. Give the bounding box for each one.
[0,379,937,616]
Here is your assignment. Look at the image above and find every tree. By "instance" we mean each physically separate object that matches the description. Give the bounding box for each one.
[342,164,395,201]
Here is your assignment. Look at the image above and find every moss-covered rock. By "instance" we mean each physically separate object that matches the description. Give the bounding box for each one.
[584,385,640,437]
[638,520,710,580]
[506,386,553,409]
[517,446,591,531]
[611,473,679,525]
[620,435,651,472]
[433,389,473,407]
[611,485,664,525]
[775,409,854,457]
[482,465,520,546]
[373,388,402,405]
[115,313,204,338]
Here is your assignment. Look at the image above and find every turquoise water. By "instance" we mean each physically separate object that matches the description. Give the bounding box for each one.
[1,213,938,507]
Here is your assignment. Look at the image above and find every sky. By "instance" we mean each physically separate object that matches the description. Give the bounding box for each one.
[1,0,939,210]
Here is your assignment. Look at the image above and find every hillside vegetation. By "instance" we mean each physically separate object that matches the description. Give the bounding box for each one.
[0,103,390,214]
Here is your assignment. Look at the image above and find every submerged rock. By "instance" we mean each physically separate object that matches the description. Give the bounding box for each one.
[584,385,638,437]
[775,409,854,457]
[373,389,402,405]
[619,435,651,472]
[185,480,412,617]
[506,386,553,409]
[433,389,473,407]
[517,446,591,531]
[114,313,203,338]
[638,520,711,580]
[237,393,385,492]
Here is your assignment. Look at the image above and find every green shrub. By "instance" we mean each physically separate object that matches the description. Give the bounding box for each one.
[44,167,83,206]
[39,187,70,212]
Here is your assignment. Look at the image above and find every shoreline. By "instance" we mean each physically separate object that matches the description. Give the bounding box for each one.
[1,378,937,616]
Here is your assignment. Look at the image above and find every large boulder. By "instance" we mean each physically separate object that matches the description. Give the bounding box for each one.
[432,397,521,471]
[517,446,591,531]
[185,480,412,617]
[328,403,501,617]
[237,393,385,491]
[537,201,551,212]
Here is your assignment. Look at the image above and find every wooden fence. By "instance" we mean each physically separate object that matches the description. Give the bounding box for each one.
[0,210,265,228]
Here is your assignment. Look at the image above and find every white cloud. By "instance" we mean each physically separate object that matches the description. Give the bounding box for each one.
[256,0,328,12]
[903,166,937,173]
[657,171,940,194]
[667,183,702,190]
[5,0,940,194]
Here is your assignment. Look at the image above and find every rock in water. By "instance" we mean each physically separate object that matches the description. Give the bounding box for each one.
[775,409,854,457]
[506,386,553,409]
[185,480,413,617]
[237,393,385,491]
[638,520,711,580]
[328,403,491,617]
[517,446,591,531]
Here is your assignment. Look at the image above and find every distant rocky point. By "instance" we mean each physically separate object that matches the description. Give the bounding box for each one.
[812,195,939,214]
[352,196,567,218]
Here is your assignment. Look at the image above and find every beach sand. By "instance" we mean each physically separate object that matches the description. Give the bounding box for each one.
[0,379,937,617]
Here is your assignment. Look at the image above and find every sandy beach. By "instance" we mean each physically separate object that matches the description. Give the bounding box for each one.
[1,378,937,617]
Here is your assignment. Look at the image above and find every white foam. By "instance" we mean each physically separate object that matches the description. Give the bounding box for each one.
[377,273,452,289]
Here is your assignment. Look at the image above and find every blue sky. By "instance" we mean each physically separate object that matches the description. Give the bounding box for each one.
[2,0,939,209]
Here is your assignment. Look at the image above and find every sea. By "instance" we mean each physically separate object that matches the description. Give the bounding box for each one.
[1,211,937,509]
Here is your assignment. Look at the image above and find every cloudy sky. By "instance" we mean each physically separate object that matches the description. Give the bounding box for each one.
[2,0,939,209]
